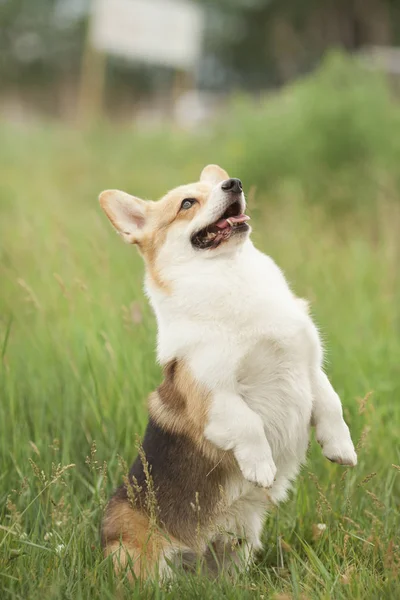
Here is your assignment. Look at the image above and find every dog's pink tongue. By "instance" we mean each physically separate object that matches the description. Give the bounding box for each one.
[215,214,250,229]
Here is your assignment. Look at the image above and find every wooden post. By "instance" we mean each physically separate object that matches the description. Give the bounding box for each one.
[170,68,195,122]
[77,5,107,124]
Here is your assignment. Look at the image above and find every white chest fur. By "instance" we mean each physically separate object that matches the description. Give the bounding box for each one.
[147,241,316,496]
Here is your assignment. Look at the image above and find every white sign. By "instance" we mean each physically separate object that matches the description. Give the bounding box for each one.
[90,0,204,70]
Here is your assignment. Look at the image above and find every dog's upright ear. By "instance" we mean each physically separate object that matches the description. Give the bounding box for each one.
[200,164,229,186]
[99,190,149,244]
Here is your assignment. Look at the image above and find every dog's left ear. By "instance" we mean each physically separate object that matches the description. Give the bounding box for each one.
[200,164,229,186]
[99,189,149,244]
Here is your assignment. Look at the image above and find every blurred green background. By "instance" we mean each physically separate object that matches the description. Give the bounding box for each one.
[1,1,400,599]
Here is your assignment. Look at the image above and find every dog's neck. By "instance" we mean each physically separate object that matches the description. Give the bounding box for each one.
[144,239,267,364]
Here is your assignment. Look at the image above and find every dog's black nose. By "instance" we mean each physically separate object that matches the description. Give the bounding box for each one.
[221,178,242,193]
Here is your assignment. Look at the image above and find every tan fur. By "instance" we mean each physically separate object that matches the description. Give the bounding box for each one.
[200,164,229,185]
[103,499,183,579]
[102,358,238,573]
[99,174,229,293]
[149,360,233,466]
[138,183,212,292]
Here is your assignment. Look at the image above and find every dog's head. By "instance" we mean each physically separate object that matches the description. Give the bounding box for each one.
[99,165,250,288]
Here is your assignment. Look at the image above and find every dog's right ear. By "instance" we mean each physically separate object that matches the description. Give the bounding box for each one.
[99,190,149,244]
[200,164,229,186]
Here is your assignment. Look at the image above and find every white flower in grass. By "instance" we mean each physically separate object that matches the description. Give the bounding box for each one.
[312,522,327,540]
[55,544,65,555]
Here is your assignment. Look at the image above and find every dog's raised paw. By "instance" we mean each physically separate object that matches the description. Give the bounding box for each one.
[236,451,277,488]
[322,440,357,467]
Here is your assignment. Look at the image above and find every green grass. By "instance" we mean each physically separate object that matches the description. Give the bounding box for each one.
[0,115,400,599]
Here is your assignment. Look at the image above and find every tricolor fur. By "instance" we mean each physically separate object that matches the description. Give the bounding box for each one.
[99,165,357,579]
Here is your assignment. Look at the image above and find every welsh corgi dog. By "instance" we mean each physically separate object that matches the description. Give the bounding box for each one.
[99,164,357,580]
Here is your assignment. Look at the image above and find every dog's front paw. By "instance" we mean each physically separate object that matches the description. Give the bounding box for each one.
[235,446,277,488]
[316,420,357,467]
[321,438,357,467]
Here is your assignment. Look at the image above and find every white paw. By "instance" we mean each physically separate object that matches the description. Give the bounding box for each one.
[321,438,357,467]
[235,446,277,488]
[316,420,357,467]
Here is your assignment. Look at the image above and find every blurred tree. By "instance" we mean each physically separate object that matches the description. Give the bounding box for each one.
[0,0,87,115]
[197,0,397,90]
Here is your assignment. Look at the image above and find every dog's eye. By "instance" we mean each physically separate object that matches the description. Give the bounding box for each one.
[180,198,197,210]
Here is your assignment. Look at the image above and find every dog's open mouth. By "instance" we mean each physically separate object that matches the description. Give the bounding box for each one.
[191,201,250,250]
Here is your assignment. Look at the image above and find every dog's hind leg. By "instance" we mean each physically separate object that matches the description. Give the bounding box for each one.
[102,497,182,580]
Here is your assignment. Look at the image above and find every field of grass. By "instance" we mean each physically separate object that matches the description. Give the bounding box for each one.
[1,59,400,599]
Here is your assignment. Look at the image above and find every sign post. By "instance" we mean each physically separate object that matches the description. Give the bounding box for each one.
[78,0,204,121]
